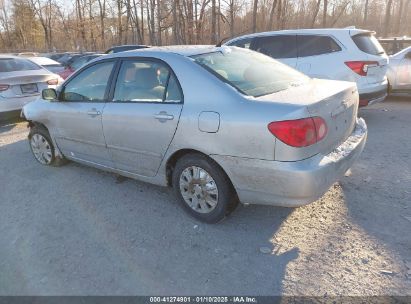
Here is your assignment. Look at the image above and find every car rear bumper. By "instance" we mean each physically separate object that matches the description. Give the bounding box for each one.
[358,80,388,107]
[211,118,367,207]
[0,94,41,112]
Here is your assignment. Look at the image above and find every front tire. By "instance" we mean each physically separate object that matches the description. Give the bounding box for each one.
[172,153,238,223]
[28,126,66,166]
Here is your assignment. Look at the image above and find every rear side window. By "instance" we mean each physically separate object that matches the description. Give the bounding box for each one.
[0,58,41,72]
[253,35,297,59]
[113,60,182,103]
[228,38,252,49]
[297,35,341,57]
[352,34,385,56]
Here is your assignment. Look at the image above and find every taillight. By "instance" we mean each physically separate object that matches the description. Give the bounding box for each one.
[0,84,10,91]
[345,61,379,76]
[268,117,328,147]
[47,79,59,85]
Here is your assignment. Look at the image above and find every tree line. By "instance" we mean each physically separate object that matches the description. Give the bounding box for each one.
[0,0,410,52]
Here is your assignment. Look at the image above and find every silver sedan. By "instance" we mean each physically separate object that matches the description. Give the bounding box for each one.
[387,46,411,94]
[22,46,367,223]
[0,55,62,117]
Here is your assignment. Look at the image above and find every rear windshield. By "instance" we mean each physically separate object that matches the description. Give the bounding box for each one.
[191,48,308,97]
[0,58,42,72]
[352,34,385,56]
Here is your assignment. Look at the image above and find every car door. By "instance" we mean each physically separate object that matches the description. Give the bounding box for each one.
[296,35,343,78]
[251,35,298,68]
[396,51,411,91]
[102,58,183,177]
[50,60,116,167]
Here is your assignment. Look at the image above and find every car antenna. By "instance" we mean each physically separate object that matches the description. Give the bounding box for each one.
[216,28,252,47]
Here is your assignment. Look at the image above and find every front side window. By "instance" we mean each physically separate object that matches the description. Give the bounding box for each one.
[297,35,342,57]
[253,35,297,59]
[192,48,308,97]
[113,60,182,103]
[61,61,114,102]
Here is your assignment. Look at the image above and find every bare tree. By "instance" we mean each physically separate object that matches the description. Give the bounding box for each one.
[252,0,258,32]
[383,0,393,37]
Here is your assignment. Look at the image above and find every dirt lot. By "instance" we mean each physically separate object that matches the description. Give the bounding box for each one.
[0,97,410,297]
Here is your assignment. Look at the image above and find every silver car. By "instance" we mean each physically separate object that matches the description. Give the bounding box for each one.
[387,46,411,94]
[28,56,65,74]
[0,55,62,117]
[22,46,367,223]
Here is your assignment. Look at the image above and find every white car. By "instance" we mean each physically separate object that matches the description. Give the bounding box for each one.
[387,46,411,94]
[0,55,62,118]
[224,28,389,107]
[28,56,65,74]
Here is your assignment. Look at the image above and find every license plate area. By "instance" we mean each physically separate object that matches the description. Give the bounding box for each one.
[21,83,38,94]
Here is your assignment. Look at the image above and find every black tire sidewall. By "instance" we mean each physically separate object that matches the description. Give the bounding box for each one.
[172,154,236,223]
[28,127,56,166]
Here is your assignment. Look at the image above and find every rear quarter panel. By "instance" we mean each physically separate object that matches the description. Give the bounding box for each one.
[151,53,306,162]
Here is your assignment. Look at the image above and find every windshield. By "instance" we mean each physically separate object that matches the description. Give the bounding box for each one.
[0,58,42,72]
[191,48,308,97]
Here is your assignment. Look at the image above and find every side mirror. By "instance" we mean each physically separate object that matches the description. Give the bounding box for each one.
[42,88,58,101]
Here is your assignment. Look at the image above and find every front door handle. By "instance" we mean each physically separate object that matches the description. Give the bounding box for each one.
[154,112,174,122]
[87,109,101,117]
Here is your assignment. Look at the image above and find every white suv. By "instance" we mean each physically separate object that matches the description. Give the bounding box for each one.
[224,28,388,107]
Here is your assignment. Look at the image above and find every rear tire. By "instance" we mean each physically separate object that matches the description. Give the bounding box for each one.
[172,153,238,223]
[28,125,67,167]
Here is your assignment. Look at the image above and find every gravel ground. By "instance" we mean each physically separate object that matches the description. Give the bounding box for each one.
[0,97,410,296]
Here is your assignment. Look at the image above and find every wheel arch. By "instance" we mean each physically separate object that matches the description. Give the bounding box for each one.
[27,121,49,134]
[165,148,236,192]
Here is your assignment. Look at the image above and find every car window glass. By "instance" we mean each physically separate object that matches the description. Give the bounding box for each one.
[113,60,182,103]
[352,34,385,56]
[253,35,297,58]
[165,73,182,102]
[61,61,114,102]
[192,48,308,97]
[228,38,252,49]
[297,35,341,57]
[71,57,88,70]
[0,58,41,72]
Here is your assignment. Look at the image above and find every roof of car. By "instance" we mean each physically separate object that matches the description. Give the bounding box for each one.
[28,56,61,66]
[0,54,19,59]
[107,45,224,58]
[224,28,373,44]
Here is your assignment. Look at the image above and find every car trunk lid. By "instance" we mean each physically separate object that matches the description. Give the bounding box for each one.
[0,70,56,97]
[255,78,359,161]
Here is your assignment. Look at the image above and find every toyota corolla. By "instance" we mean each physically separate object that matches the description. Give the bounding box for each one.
[22,46,367,223]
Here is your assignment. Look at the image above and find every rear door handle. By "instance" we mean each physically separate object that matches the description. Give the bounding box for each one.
[87,109,101,117]
[154,112,174,122]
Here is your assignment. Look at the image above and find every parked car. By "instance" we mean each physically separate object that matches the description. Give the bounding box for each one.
[54,52,83,65]
[387,46,411,94]
[22,46,367,223]
[43,52,74,62]
[17,52,38,57]
[224,28,389,107]
[28,56,65,74]
[0,55,61,119]
[105,45,149,54]
[58,54,103,79]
